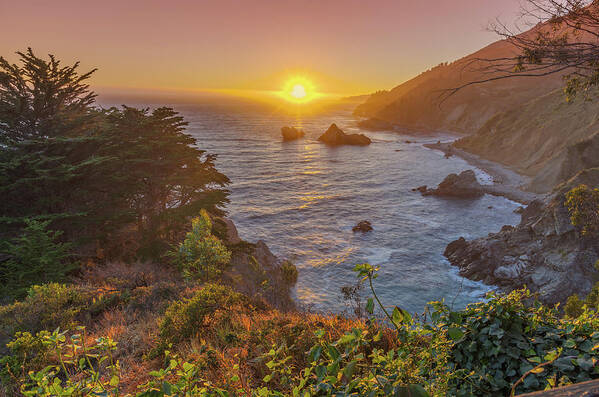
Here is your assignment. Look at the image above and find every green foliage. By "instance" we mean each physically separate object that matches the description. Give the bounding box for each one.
[17,328,121,397]
[18,329,240,397]
[100,107,230,257]
[280,260,298,285]
[0,330,51,393]
[158,283,244,346]
[443,289,599,396]
[566,282,599,318]
[1,49,229,259]
[0,219,73,300]
[565,184,599,238]
[7,266,599,396]
[0,283,89,339]
[565,294,585,318]
[171,210,232,280]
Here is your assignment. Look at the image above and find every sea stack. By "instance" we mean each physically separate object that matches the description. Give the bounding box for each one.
[281,126,305,141]
[417,170,484,199]
[318,123,371,146]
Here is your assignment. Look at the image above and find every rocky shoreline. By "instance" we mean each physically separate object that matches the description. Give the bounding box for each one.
[424,142,542,204]
[418,140,599,306]
[442,169,599,306]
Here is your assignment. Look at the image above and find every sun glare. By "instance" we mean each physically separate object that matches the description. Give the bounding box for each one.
[290,84,306,99]
[281,77,317,103]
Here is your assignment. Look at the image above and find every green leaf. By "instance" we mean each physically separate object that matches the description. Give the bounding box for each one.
[554,357,575,371]
[564,339,576,348]
[109,375,119,386]
[577,357,594,371]
[392,307,403,326]
[327,345,340,361]
[343,360,357,379]
[353,263,373,278]
[395,384,430,397]
[448,311,462,325]
[448,327,464,341]
[162,381,172,395]
[543,350,560,362]
[366,298,374,314]
[309,345,322,362]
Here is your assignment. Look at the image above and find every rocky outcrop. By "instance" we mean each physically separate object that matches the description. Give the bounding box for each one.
[352,220,373,233]
[219,217,241,244]
[417,170,484,198]
[444,182,599,305]
[281,126,305,141]
[218,219,297,311]
[318,123,371,146]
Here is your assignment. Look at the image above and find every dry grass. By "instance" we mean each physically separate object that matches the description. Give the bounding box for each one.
[2,260,392,394]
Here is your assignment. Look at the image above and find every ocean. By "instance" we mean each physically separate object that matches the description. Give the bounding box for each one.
[104,97,521,314]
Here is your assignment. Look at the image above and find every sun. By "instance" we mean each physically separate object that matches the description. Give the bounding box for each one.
[290,84,306,99]
[281,77,317,103]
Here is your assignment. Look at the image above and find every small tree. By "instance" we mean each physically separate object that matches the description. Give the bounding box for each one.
[565,184,599,238]
[0,220,73,300]
[172,210,231,280]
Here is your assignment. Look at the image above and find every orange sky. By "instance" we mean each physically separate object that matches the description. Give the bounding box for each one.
[1,0,522,96]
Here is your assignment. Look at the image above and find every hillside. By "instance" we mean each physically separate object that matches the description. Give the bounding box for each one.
[356,17,599,193]
[454,89,599,192]
[354,38,564,133]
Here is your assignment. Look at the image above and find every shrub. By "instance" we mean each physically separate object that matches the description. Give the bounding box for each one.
[171,210,231,280]
[9,265,599,396]
[565,281,599,318]
[565,184,599,238]
[443,289,599,396]
[565,294,585,318]
[0,219,73,300]
[15,328,121,397]
[0,330,51,394]
[158,283,244,346]
[0,283,89,339]
[280,260,298,284]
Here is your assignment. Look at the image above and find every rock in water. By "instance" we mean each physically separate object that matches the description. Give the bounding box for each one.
[352,220,373,233]
[417,170,484,198]
[412,185,428,194]
[318,123,371,146]
[281,126,305,141]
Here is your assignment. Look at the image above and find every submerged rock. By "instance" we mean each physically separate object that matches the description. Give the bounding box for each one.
[352,220,373,233]
[418,170,484,198]
[281,126,305,141]
[318,123,371,146]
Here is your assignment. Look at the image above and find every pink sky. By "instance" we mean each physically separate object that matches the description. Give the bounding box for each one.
[0,0,522,95]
